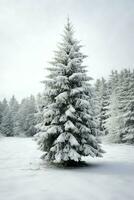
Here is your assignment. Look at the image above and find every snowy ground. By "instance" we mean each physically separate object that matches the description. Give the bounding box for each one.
[0,137,134,200]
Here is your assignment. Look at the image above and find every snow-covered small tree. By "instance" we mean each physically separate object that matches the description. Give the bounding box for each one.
[36,19,104,164]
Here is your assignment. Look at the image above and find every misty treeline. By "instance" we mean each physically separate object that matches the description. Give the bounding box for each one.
[0,68,134,143]
[0,94,43,137]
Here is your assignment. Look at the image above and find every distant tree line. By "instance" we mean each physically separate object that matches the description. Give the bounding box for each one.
[0,95,43,137]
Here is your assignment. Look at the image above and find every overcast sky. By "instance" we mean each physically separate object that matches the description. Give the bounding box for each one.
[0,0,134,101]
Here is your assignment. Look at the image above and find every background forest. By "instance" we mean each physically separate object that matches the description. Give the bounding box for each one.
[0,68,134,144]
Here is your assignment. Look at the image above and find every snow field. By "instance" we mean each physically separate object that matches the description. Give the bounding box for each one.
[0,137,134,200]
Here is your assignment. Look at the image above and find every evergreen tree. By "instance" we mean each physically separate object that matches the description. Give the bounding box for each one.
[0,103,13,136]
[106,87,122,142]
[9,95,19,135]
[119,70,134,143]
[0,96,19,136]
[105,70,122,142]
[0,99,8,125]
[36,19,104,164]
[108,70,119,92]
[0,99,7,135]
[106,69,134,144]
[16,95,37,136]
[95,78,109,135]
[0,98,8,116]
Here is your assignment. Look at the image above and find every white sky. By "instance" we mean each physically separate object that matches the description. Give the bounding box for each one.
[0,0,134,101]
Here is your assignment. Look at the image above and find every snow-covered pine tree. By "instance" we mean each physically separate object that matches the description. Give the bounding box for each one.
[36,19,104,164]
[118,69,134,143]
[95,78,109,135]
[0,99,8,125]
[16,96,37,136]
[108,70,119,92]
[0,98,9,135]
[106,69,134,143]
[105,87,122,142]
[100,78,110,135]
[0,101,13,136]
[9,95,19,136]
[105,70,122,142]
[0,96,19,136]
